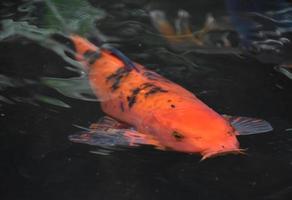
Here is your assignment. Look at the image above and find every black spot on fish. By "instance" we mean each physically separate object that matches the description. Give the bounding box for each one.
[143,71,161,80]
[132,87,140,95]
[127,87,141,108]
[140,82,155,89]
[106,67,130,91]
[144,86,168,97]
[83,50,100,64]
[143,71,170,82]
[138,82,168,97]
[171,104,175,108]
[127,95,136,108]
[172,131,184,141]
[120,101,125,112]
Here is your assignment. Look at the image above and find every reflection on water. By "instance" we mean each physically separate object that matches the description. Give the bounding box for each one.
[1,0,292,200]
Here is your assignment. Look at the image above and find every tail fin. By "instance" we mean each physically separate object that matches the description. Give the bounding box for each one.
[50,33,138,73]
[69,35,99,57]
[66,34,138,71]
[49,33,101,70]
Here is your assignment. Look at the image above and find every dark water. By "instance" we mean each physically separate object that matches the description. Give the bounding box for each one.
[1,1,292,200]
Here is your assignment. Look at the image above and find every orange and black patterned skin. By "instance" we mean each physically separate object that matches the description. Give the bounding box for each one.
[70,35,240,158]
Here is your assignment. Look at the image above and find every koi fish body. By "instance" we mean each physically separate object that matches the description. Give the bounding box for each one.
[68,35,272,159]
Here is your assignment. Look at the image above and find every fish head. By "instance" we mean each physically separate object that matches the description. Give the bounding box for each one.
[172,123,240,158]
[151,107,241,158]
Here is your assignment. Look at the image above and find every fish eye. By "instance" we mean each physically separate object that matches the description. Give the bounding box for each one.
[172,131,185,141]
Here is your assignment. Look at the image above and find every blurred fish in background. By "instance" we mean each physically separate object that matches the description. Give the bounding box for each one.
[226,0,292,78]
[149,9,238,51]
[150,0,292,79]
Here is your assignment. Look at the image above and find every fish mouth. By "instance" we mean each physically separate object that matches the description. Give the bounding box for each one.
[201,148,246,160]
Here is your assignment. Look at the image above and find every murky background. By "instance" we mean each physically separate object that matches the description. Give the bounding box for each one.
[1,0,292,199]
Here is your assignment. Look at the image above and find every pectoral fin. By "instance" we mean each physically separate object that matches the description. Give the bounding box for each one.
[223,115,273,135]
[69,116,163,150]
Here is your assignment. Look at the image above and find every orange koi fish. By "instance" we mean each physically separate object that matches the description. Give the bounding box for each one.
[62,34,272,159]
